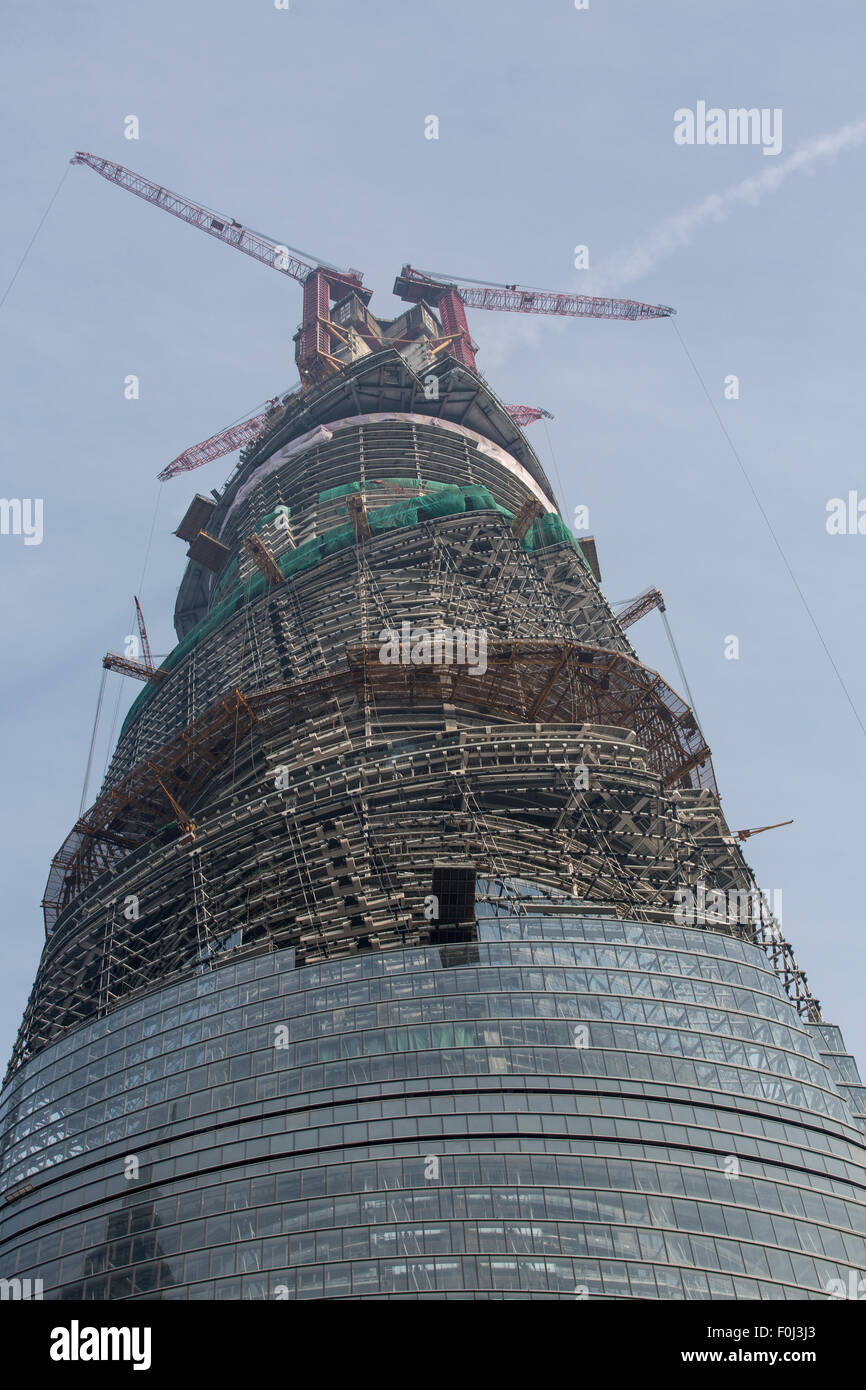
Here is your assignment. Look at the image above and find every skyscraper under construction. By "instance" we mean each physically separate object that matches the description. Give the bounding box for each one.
[2,159,866,1300]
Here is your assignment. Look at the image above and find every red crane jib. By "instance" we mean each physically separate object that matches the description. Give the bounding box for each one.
[159,411,273,480]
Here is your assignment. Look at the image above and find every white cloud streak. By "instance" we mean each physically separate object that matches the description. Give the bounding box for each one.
[593,118,866,291]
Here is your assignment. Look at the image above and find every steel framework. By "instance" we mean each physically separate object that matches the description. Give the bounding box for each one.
[10,352,824,1086]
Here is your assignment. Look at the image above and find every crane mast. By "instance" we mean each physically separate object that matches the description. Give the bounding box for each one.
[134,596,155,672]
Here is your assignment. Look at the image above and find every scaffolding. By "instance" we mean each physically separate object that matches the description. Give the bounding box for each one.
[7,352,823,1082]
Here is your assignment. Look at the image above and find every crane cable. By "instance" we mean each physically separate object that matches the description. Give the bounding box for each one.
[79,667,108,816]
[541,418,569,521]
[0,165,70,311]
[670,317,866,742]
[659,606,701,727]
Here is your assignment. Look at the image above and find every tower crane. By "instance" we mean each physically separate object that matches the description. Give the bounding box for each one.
[613,586,700,725]
[72,154,675,392]
[102,597,166,683]
[613,593,794,856]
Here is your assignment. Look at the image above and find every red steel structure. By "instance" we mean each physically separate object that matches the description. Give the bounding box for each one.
[504,405,553,428]
[158,403,280,480]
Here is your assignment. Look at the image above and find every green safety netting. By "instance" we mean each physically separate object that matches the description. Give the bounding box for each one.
[318,477,451,503]
[524,512,576,551]
[318,481,361,502]
[120,484,584,737]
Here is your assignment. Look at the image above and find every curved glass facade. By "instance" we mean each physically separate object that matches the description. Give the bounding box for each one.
[2,914,865,1300]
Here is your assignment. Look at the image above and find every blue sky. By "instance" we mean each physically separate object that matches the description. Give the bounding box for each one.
[2,0,865,1067]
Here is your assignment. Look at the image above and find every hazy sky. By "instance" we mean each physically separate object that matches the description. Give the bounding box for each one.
[2,0,865,1068]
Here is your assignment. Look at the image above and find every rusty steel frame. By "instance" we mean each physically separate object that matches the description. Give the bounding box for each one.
[42,689,256,934]
[345,640,717,794]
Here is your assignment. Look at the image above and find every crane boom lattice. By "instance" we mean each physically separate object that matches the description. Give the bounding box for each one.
[73,152,322,284]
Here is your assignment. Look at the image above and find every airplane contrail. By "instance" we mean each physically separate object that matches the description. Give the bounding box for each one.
[594,118,866,290]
